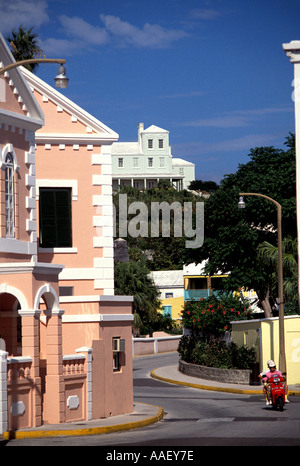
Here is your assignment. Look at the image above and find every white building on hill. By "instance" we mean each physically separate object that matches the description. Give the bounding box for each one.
[112,123,195,191]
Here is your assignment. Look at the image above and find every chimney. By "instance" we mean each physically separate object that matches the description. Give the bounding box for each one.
[138,122,144,147]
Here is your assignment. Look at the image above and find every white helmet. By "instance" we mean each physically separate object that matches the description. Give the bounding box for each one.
[267,360,276,368]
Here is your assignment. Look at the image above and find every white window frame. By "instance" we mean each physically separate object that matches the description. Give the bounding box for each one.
[0,144,19,172]
[112,337,125,372]
[37,180,77,252]
[162,305,172,318]
[36,180,78,201]
[5,153,15,238]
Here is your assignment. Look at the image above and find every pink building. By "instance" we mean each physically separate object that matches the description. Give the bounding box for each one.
[0,34,133,433]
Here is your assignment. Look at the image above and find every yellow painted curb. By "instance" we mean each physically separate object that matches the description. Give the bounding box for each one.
[1,403,165,440]
[151,369,262,395]
[151,369,300,396]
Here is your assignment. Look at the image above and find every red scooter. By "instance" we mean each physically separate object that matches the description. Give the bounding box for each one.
[267,375,286,411]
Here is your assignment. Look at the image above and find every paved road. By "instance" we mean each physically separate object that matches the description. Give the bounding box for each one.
[3,352,300,447]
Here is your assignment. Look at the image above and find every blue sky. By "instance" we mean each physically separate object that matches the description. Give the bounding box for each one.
[1,0,299,182]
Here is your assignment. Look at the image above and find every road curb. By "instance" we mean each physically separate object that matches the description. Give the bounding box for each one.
[151,369,300,396]
[1,403,165,440]
[151,369,264,395]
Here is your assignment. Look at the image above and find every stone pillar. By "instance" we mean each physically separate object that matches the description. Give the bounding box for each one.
[283,41,300,313]
[76,347,93,420]
[19,309,42,427]
[43,310,65,425]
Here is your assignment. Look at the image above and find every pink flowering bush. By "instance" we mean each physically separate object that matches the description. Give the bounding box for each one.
[181,293,253,338]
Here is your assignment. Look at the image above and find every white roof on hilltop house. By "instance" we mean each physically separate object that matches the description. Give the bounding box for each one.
[172,158,195,166]
[143,124,169,133]
[112,142,143,155]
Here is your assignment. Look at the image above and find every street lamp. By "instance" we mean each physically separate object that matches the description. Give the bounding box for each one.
[54,64,69,89]
[0,58,69,88]
[238,196,246,209]
[238,192,287,376]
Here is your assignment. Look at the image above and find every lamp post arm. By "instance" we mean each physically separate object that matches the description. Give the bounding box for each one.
[239,192,281,210]
[0,58,66,75]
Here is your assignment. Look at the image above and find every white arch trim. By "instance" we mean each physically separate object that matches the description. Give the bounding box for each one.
[34,283,60,313]
[0,283,28,310]
[0,143,19,171]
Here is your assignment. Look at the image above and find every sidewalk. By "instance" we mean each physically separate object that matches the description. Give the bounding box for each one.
[2,363,300,440]
[2,402,164,440]
[151,365,300,396]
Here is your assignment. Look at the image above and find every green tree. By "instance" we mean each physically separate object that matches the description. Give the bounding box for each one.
[188,180,219,192]
[114,259,161,330]
[184,136,296,317]
[6,26,43,72]
[113,184,203,270]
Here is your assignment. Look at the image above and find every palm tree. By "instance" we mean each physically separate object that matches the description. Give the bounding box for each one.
[114,258,161,332]
[258,236,298,312]
[6,26,44,72]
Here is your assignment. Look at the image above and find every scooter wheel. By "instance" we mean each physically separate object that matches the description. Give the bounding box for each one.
[276,397,284,411]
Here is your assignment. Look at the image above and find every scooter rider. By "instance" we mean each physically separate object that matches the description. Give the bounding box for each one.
[259,360,289,405]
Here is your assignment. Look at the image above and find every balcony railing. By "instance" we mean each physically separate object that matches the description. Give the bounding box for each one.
[184,290,224,301]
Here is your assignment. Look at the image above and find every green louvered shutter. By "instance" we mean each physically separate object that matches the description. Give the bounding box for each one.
[39,188,72,248]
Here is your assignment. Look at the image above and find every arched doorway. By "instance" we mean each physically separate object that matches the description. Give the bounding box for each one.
[0,293,21,356]
[0,285,28,356]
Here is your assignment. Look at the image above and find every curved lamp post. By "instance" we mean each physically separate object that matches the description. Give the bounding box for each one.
[0,58,69,88]
[238,192,287,376]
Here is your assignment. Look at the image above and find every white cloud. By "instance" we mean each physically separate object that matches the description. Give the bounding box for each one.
[182,115,250,128]
[208,133,280,152]
[40,15,110,56]
[59,15,109,46]
[173,133,284,157]
[100,14,188,48]
[39,37,84,57]
[39,13,188,55]
[180,107,293,128]
[0,0,49,34]
[229,107,292,117]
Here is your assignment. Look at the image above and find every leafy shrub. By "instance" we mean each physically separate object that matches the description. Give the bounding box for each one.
[178,336,256,369]
[177,335,198,363]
